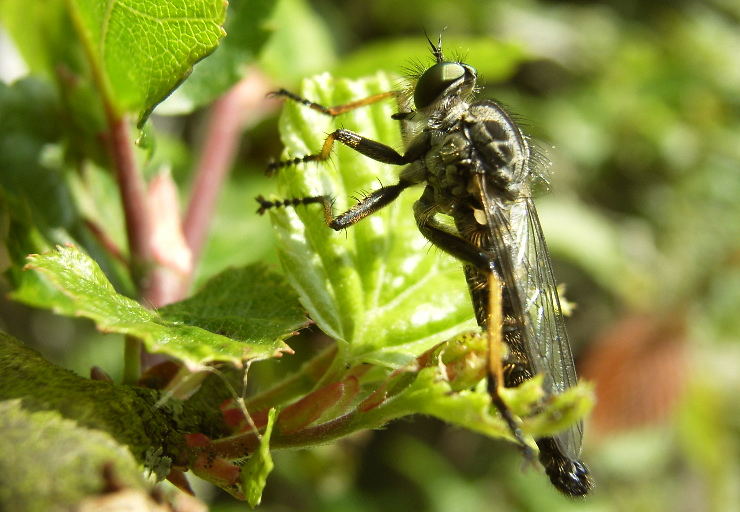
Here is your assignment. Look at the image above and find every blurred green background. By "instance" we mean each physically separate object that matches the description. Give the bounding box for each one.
[2,0,739,510]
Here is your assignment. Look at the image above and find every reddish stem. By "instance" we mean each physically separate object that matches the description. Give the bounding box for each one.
[83,219,127,267]
[207,411,358,461]
[141,70,277,368]
[178,68,278,297]
[106,115,152,278]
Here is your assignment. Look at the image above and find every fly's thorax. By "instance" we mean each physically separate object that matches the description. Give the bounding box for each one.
[463,101,531,201]
[423,129,477,212]
[435,100,473,130]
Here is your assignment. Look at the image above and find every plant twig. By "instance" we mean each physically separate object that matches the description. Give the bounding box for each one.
[106,115,152,276]
[83,219,128,267]
[123,335,142,385]
[243,344,338,411]
[178,68,278,297]
[67,0,152,284]
[105,114,153,380]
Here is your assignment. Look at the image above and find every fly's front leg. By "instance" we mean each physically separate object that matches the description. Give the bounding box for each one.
[269,89,399,117]
[267,86,428,174]
[256,180,412,230]
[262,118,427,225]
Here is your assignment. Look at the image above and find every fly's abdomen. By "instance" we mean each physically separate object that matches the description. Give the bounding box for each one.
[462,263,534,386]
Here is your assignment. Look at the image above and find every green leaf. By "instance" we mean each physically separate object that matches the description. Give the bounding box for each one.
[0,79,74,230]
[66,0,227,121]
[16,245,301,367]
[364,362,593,447]
[267,72,476,368]
[160,263,308,347]
[324,332,593,448]
[521,380,595,438]
[158,0,278,114]
[0,198,79,317]
[241,407,277,508]
[1,0,228,140]
[0,1,81,77]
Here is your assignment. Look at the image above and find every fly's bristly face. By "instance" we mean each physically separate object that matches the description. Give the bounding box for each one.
[413,61,477,113]
[401,35,478,128]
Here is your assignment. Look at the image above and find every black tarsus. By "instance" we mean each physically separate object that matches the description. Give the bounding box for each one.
[255,194,328,216]
[268,88,332,115]
[487,376,536,462]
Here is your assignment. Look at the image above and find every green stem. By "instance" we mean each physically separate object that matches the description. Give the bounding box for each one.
[123,336,142,385]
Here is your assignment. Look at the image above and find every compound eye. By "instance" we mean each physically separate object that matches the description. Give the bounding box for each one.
[414,62,466,109]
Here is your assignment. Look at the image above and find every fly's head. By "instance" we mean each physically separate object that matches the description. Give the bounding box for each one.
[412,35,477,121]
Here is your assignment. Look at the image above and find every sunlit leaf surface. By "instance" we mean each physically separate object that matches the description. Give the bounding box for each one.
[19,246,303,367]
[268,73,477,368]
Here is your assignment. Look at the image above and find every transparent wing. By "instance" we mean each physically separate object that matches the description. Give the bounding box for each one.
[520,197,582,458]
[480,179,583,460]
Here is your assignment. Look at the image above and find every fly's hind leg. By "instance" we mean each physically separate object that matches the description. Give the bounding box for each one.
[414,187,535,461]
[485,273,536,463]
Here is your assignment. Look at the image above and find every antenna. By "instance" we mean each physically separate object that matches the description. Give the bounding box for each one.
[424,29,444,63]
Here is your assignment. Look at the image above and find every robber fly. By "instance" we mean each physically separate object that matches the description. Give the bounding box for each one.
[258,35,592,496]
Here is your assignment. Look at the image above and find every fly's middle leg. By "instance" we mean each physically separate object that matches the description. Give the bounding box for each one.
[267,129,412,175]
[413,187,498,273]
